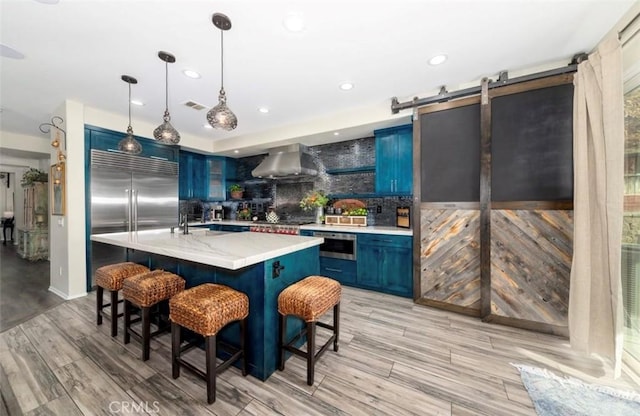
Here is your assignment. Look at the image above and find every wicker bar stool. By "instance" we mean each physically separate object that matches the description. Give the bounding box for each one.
[278,275,341,385]
[169,283,249,404]
[123,270,185,361]
[95,262,150,337]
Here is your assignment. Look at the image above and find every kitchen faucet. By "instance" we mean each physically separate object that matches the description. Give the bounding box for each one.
[179,214,189,235]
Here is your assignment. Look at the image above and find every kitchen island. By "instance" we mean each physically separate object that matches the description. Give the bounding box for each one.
[91,229,323,380]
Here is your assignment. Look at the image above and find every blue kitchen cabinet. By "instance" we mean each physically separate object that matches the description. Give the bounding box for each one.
[86,125,179,162]
[375,124,413,195]
[319,257,357,285]
[356,233,413,297]
[208,157,225,201]
[209,224,249,232]
[179,151,207,200]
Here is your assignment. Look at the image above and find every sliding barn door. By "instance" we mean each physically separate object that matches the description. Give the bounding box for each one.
[483,75,574,333]
[415,97,482,316]
[415,74,574,334]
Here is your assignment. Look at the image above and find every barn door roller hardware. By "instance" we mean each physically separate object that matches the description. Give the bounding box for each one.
[390,53,587,114]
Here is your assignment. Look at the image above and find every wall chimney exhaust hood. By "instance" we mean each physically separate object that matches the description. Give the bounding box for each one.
[251,144,318,178]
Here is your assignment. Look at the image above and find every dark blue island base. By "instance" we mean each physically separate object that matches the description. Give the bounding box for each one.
[128,245,320,381]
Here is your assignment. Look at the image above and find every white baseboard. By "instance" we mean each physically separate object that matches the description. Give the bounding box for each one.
[48,286,87,300]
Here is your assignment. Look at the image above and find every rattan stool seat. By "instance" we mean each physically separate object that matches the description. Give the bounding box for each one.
[278,275,341,386]
[95,262,149,291]
[170,283,249,404]
[170,283,249,337]
[95,262,150,337]
[278,276,341,322]
[123,270,185,307]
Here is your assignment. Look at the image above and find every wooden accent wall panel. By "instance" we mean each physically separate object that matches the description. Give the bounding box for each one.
[490,210,573,326]
[419,208,481,313]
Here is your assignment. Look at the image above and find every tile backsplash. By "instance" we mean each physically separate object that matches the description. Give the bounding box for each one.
[234,137,412,227]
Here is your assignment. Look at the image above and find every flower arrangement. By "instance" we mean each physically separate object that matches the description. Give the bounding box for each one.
[299,190,329,211]
[21,168,48,187]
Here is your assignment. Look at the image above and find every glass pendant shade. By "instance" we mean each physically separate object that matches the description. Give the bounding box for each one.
[118,126,142,154]
[207,13,237,131]
[154,111,181,144]
[153,51,180,144]
[118,75,142,154]
[206,89,237,130]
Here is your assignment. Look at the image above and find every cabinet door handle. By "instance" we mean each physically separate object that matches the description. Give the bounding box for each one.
[325,267,343,273]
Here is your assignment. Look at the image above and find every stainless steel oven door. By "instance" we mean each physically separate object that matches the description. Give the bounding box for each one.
[313,231,357,260]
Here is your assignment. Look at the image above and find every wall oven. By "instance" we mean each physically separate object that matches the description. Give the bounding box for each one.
[313,231,357,261]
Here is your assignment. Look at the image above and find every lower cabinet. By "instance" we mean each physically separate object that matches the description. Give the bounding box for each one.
[209,224,249,232]
[301,229,413,297]
[356,234,412,297]
[319,257,357,285]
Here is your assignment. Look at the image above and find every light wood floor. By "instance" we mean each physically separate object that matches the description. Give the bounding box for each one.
[1,287,638,415]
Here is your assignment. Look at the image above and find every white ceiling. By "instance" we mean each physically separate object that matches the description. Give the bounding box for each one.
[0,0,635,157]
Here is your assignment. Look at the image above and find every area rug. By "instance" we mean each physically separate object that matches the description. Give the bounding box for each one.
[513,364,640,416]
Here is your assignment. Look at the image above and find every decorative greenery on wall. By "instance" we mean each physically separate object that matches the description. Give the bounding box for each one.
[21,168,48,187]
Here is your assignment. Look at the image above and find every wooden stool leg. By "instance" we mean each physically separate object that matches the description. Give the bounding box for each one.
[278,313,286,371]
[205,335,217,404]
[96,286,104,325]
[307,321,315,386]
[334,302,340,352]
[123,300,131,344]
[240,318,248,376]
[142,306,151,361]
[110,290,119,337]
[171,322,180,379]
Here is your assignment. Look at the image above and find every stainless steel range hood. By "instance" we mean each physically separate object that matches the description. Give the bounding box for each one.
[251,144,318,178]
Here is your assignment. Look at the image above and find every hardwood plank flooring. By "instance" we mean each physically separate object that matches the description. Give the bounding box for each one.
[1,286,638,415]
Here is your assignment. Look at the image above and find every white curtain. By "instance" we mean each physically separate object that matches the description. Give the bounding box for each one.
[569,34,625,376]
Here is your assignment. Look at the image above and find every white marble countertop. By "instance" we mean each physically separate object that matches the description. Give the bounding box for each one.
[189,220,413,236]
[91,228,323,270]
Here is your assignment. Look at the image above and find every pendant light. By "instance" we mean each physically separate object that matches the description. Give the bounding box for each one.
[153,51,180,144]
[118,75,142,154]
[206,13,237,131]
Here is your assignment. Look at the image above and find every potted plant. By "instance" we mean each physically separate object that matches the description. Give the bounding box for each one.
[300,190,329,224]
[228,184,244,199]
[21,168,48,187]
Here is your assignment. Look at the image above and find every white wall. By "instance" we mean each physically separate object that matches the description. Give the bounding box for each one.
[48,100,87,300]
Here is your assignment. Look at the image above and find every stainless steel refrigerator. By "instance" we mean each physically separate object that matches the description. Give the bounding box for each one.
[90,149,179,285]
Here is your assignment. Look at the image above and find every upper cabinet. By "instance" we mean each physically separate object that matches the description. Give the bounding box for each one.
[85,125,179,162]
[179,152,238,201]
[374,124,413,195]
[207,157,225,201]
[179,151,207,200]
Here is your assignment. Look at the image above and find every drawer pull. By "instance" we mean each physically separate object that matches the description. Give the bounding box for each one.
[325,267,343,273]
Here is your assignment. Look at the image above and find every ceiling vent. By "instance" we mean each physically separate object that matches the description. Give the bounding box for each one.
[183,100,207,111]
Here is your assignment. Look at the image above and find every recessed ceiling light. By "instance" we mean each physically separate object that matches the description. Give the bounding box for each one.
[203,124,213,129]
[183,69,201,79]
[234,150,239,154]
[258,107,269,113]
[428,54,447,66]
[130,99,144,106]
[339,82,354,91]
[0,44,25,59]
[283,13,305,32]
[333,132,340,136]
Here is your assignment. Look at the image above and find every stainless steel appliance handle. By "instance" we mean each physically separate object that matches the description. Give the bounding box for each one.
[133,189,138,232]
[125,189,131,232]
